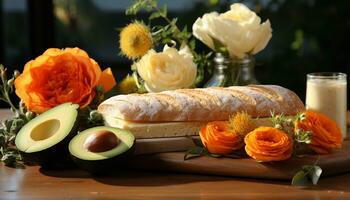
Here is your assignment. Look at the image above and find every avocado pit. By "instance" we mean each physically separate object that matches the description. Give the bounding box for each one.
[83,130,119,153]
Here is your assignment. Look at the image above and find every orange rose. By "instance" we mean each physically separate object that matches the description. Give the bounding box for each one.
[244,127,293,162]
[14,47,116,113]
[200,121,242,155]
[294,110,342,154]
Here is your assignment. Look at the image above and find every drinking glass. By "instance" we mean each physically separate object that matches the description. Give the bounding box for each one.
[306,72,347,138]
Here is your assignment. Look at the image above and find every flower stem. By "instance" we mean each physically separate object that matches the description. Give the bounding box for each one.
[0,67,18,112]
[4,93,17,113]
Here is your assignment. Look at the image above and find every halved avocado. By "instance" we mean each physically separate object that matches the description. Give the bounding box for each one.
[69,126,135,174]
[15,103,79,167]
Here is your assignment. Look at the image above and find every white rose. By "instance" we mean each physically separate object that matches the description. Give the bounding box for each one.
[136,45,197,92]
[193,3,272,59]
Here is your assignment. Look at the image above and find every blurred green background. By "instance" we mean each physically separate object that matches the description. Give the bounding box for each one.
[1,0,349,108]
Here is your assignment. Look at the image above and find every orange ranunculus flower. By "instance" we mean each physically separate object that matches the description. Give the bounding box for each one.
[14,47,116,113]
[244,127,293,162]
[200,121,243,155]
[294,110,342,154]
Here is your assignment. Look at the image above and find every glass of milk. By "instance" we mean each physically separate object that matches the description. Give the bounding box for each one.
[306,72,347,138]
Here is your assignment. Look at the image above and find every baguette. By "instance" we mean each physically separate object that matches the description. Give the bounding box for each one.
[98,85,304,122]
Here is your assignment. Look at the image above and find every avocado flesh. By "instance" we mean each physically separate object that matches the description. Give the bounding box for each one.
[15,103,79,166]
[69,126,134,161]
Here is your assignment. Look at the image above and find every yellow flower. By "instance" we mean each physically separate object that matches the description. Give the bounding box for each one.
[117,75,138,94]
[229,112,256,137]
[120,23,153,59]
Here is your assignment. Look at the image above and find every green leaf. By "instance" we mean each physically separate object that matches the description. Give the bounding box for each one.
[0,65,29,167]
[126,0,157,15]
[184,146,205,160]
[303,165,322,185]
[87,110,104,128]
[149,11,162,20]
[191,137,204,147]
[188,38,196,50]
[207,153,222,158]
[169,18,178,28]
[291,165,322,186]
[224,151,246,159]
[0,134,5,146]
[10,119,25,134]
[178,26,192,41]
[291,170,309,186]
[148,5,167,20]
[132,72,148,93]
[184,152,201,160]
[159,5,167,17]
[1,153,17,166]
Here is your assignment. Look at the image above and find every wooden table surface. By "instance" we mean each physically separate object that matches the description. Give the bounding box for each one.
[1,109,350,200]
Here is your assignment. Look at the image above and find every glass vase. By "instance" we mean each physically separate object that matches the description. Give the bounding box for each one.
[204,53,259,87]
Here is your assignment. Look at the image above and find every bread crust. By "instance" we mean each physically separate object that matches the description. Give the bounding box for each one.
[98,85,305,122]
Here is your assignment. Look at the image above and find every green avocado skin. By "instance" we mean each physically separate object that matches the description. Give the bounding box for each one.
[70,142,135,174]
[19,122,78,169]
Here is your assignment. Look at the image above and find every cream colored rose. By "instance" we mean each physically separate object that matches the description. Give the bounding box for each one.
[193,3,272,59]
[136,45,197,92]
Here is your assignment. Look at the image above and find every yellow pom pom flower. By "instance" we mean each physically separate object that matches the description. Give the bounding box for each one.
[117,75,138,94]
[119,22,153,59]
[229,112,256,137]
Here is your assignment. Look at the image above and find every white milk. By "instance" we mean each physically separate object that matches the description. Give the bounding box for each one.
[306,78,347,138]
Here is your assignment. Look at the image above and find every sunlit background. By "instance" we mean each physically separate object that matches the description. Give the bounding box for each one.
[1,0,349,108]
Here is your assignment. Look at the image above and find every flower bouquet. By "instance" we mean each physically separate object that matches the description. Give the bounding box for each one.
[118,1,272,92]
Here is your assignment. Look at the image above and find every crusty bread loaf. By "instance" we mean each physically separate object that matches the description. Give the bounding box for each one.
[98,85,305,122]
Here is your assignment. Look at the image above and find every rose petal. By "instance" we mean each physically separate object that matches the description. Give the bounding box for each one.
[98,68,116,92]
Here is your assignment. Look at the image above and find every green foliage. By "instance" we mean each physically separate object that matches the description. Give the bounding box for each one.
[149,5,167,20]
[193,51,213,86]
[184,138,245,160]
[125,0,212,87]
[292,164,322,186]
[184,145,247,160]
[125,0,157,15]
[76,85,108,130]
[294,129,312,144]
[270,111,312,145]
[90,85,105,109]
[132,72,148,93]
[0,65,35,167]
[269,112,323,185]
[184,146,228,160]
[293,112,312,144]
[184,146,208,160]
[0,65,19,111]
[77,108,105,131]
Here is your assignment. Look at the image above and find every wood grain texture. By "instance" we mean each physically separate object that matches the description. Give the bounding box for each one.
[1,163,350,200]
[128,140,350,180]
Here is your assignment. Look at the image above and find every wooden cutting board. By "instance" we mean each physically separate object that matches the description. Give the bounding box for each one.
[128,122,350,180]
[129,115,350,180]
[128,140,350,180]
[134,137,196,155]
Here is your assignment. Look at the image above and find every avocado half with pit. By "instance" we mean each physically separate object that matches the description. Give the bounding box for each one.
[15,103,79,167]
[69,126,135,173]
